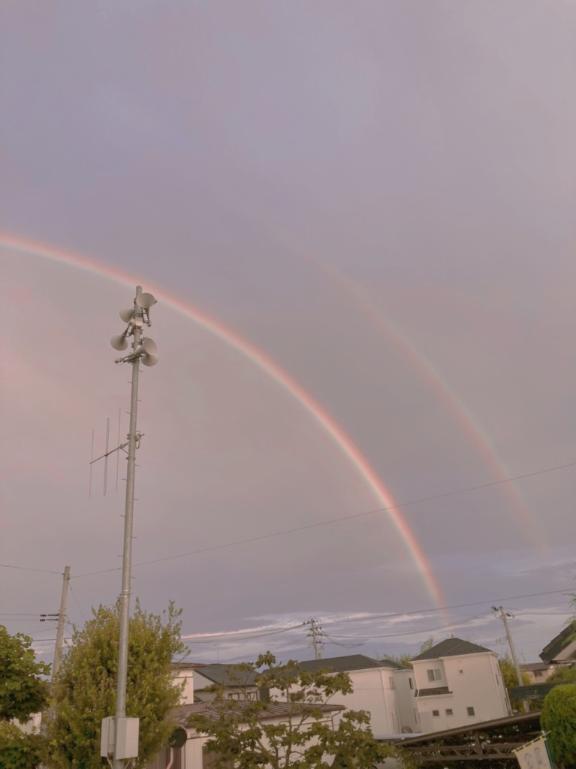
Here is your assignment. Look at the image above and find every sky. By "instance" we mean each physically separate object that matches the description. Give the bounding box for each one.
[1,0,576,665]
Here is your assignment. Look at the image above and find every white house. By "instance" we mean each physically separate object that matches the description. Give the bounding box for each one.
[191,663,259,702]
[147,701,343,769]
[405,638,510,733]
[295,654,402,738]
[393,667,420,733]
[172,662,195,705]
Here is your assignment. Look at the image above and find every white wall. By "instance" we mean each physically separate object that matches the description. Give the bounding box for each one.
[393,669,420,734]
[412,653,510,733]
[271,666,400,738]
[172,669,194,705]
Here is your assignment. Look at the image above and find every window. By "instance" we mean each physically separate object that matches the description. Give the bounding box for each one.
[408,677,414,690]
[534,670,543,678]
[445,709,453,716]
[467,706,475,717]
[427,668,441,682]
[432,710,440,717]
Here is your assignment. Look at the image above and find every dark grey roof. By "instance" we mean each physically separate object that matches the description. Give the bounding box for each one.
[416,686,451,697]
[194,664,257,688]
[297,654,382,673]
[378,658,404,670]
[412,638,492,661]
[173,701,343,728]
[540,621,576,663]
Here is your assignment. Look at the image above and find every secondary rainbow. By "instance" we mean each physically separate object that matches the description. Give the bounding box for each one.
[317,260,546,549]
[0,232,444,607]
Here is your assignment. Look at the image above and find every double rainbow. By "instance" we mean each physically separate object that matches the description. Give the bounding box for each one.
[1,233,444,607]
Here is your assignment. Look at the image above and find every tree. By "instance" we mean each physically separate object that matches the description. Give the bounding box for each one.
[541,684,576,768]
[47,601,185,769]
[548,666,576,685]
[0,722,44,769]
[188,653,400,769]
[0,626,50,722]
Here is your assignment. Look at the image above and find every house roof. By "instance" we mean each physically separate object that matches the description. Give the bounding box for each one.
[412,638,492,661]
[540,620,576,663]
[378,658,404,670]
[520,662,552,672]
[296,654,383,673]
[173,701,343,728]
[194,664,257,688]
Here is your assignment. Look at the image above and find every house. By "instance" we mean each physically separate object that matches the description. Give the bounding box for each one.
[295,654,403,738]
[540,619,576,665]
[191,663,259,702]
[172,662,196,705]
[393,667,421,733]
[519,661,556,684]
[147,700,343,769]
[406,638,510,733]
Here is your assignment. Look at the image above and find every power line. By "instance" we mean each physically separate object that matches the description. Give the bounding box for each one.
[182,623,306,645]
[73,457,576,579]
[0,562,61,575]
[326,587,575,627]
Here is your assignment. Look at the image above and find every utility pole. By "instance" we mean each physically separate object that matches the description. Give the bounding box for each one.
[493,605,527,713]
[102,286,158,769]
[51,565,71,681]
[306,618,326,660]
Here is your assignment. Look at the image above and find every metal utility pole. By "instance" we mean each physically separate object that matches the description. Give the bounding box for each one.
[51,565,71,681]
[103,286,158,769]
[306,618,326,660]
[493,605,527,713]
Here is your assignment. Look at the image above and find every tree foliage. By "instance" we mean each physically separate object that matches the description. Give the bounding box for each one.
[0,722,45,769]
[548,666,576,685]
[541,684,576,768]
[47,601,185,769]
[0,626,50,722]
[188,652,400,769]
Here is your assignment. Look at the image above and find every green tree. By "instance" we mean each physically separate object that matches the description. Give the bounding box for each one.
[548,666,576,685]
[0,626,50,722]
[47,601,185,769]
[188,653,400,769]
[0,722,45,769]
[541,684,576,768]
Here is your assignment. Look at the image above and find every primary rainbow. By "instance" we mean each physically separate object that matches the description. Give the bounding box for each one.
[1,232,444,607]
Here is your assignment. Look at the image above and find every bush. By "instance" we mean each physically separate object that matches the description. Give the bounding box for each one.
[541,684,576,768]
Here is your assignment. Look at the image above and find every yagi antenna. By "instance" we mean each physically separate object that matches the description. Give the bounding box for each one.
[89,418,135,497]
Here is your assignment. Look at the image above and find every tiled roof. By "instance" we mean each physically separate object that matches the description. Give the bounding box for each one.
[297,655,382,673]
[194,664,257,688]
[412,638,492,661]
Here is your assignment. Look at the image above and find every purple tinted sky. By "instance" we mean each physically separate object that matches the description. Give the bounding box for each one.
[1,0,576,662]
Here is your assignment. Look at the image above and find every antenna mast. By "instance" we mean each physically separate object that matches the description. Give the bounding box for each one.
[101,286,158,769]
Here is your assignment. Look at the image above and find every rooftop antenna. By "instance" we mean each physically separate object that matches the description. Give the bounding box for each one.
[99,286,158,769]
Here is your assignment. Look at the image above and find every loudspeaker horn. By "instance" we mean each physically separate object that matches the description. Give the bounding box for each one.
[140,337,157,355]
[119,308,134,323]
[111,334,128,351]
[139,337,158,366]
[136,292,157,310]
[142,351,159,367]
